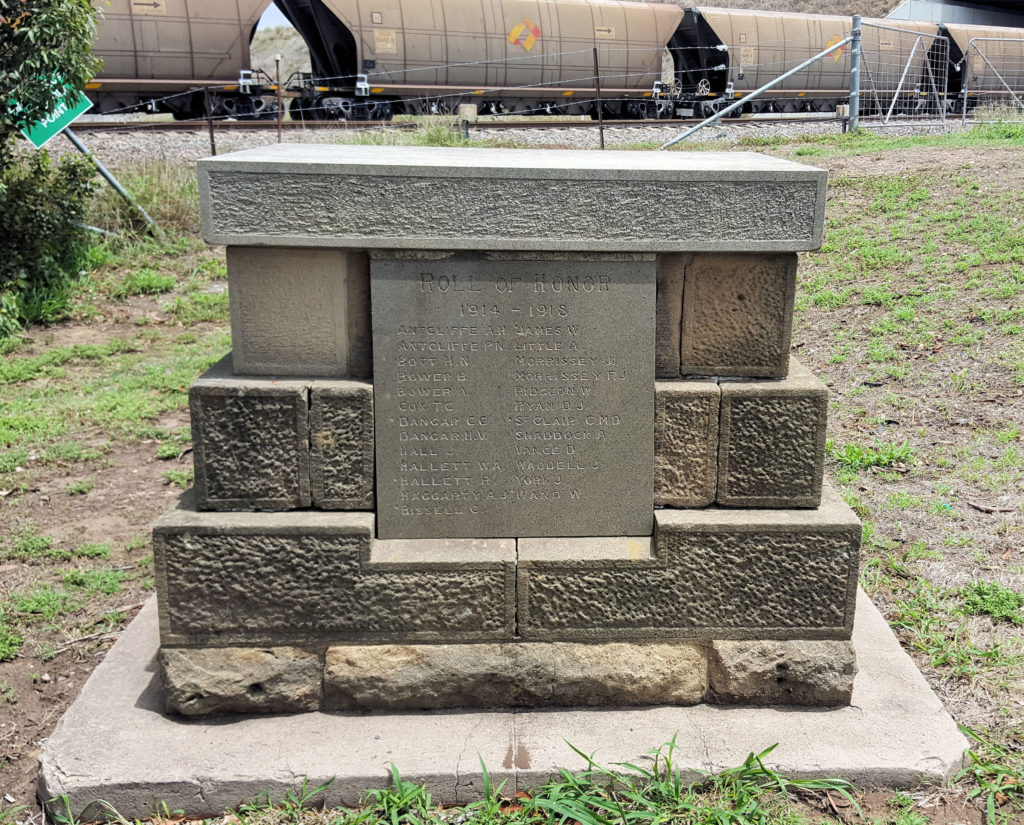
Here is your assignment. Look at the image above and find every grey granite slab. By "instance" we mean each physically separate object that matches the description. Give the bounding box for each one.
[371,253,655,539]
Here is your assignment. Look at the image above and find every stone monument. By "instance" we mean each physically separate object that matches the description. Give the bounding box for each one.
[154,145,861,713]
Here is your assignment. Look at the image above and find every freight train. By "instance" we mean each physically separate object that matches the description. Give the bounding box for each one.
[86,0,1024,121]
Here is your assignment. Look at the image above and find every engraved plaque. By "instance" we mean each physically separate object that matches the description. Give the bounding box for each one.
[372,254,655,539]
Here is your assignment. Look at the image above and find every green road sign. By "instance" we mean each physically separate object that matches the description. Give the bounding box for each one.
[19,83,93,149]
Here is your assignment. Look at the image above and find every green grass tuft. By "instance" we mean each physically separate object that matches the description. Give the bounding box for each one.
[961,581,1024,625]
[829,439,915,471]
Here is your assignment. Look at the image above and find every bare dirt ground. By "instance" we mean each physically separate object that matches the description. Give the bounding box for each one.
[1,137,1022,824]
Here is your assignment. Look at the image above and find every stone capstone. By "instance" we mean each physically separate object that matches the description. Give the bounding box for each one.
[323,641,707,710]
[190,355,311,511]
[681,253,797,378]
[200,146,828,252]
[708,640,857,705]
[718,358,827,508]
[655,379,719,507]
[160,646,322,715]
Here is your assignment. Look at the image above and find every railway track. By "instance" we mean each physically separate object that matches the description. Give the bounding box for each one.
[72,114,850,133]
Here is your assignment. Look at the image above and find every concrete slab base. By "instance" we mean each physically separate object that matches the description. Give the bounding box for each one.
[39,590,966,819]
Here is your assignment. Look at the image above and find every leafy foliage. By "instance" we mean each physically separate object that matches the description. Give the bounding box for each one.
[0,150,97,336]
[0,0,100,156]
[0,0,100,338]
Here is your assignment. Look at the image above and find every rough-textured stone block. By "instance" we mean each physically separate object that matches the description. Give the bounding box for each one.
[190,355,310,511]
[372,252,655,540]
[655,380,719,507]
[708,640,857,706]
[518,485,860,642]
[718,358,827,508]
[227,246,371,377]
[200,146,827,252]
[153,498,516,646]
[310,382,374,509]
[681,253,797,378]
[323,642,707,710]
[160,646,322,715]
[656,254,689,378]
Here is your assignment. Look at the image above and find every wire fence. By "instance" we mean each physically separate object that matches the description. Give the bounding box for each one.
[66,25,1024,136]
[960,37,1024,123]
[859,23,948,122]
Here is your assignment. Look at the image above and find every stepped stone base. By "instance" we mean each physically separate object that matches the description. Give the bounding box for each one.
[38,591,966,821]
[155,487,858,651]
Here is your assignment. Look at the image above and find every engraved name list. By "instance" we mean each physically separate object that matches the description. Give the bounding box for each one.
[372,255,655,540]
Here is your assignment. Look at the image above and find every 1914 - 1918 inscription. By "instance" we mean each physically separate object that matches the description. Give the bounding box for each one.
[372,254,655,540]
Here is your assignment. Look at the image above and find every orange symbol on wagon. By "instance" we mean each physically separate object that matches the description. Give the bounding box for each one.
[826,35,846,61]
[508,18,541,52]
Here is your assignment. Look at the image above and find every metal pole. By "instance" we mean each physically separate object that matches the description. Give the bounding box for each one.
[850,15,861,131]
[204,87,217,155]
[884,35,921,124]
[593,47,605,150]
[661,34,852,148]
[63,128,158,232]
[275,54,283,143]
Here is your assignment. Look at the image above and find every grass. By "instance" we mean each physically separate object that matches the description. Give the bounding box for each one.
[65,479,94,495]
[59,740,860,825]
[828,439,914,471]
[960,581,1024,625]
[162,468,194,489]
[3,122,1024,824]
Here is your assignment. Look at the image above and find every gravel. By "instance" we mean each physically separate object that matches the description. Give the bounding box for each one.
[35,117,977,169]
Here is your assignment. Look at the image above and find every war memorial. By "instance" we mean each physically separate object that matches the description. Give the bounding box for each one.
[39,146,965,814]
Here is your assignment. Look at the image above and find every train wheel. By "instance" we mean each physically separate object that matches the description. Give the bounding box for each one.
[289,98,307,122]
[697,99,721,118]
[625,100,648,119]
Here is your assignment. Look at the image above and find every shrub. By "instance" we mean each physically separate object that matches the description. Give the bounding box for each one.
[0,151,97,337]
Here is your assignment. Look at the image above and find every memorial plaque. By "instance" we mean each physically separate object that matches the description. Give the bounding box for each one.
[372,253,655,539]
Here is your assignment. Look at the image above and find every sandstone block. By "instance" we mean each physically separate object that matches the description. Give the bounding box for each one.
[680,253,797,378]
[200,146,827,252]
[655,380,719,507]
[160,646,322,715]
[718,358,827,508]
[310,382,374,509]
[708,640,857,706]
[227,246,371,378]
[323,641,707,710]
[190,355,311,511]
[518,486,860,642]
[656,255,688,378]
[154,499,516,646]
